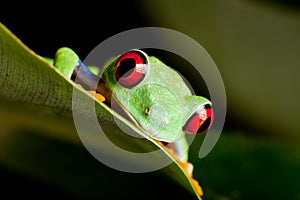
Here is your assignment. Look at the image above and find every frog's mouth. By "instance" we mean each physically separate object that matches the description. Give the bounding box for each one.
[96,78,176,143]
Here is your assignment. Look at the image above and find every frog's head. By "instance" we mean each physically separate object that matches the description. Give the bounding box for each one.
[101,49,213,143]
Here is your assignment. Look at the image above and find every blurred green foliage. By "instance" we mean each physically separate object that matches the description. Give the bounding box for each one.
[138,0,300,139]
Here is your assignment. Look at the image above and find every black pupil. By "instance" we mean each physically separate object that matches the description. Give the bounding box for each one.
[117,58,136,78]
[197,117,211,133]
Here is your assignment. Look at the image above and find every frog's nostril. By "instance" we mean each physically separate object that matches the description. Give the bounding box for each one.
[145,107,151,115]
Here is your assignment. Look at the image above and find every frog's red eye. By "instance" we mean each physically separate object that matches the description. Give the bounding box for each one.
[183,104,214,135]
[115,50,149,88]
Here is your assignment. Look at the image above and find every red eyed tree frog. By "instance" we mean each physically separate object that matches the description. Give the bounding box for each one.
[52,47,214,196]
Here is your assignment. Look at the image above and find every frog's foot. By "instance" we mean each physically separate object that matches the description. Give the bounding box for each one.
[75,83,105,102]
[156,141,204,197]
[177,160,203,196]
[178,160,193,177]
[87,90,105,102]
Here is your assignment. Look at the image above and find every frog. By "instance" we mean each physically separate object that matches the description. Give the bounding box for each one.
[51,47,214,196]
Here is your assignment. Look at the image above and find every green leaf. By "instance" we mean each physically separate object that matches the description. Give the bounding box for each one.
[0,22,202,199]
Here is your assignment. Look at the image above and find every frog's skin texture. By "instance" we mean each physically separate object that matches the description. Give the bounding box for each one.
[54,48,213,163]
